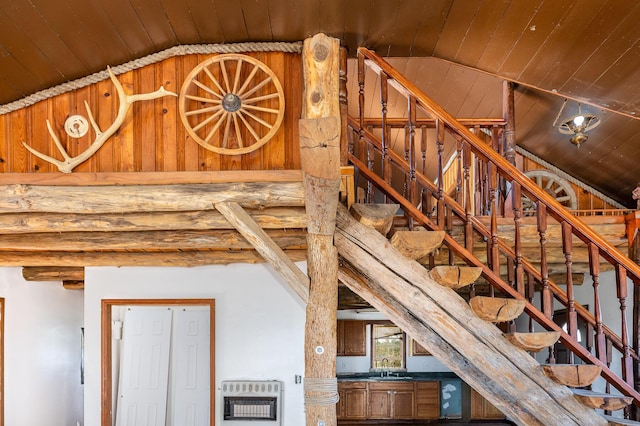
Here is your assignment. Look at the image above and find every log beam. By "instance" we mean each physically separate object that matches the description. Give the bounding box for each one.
[215,201,309,303]
[22,266,84,282]
[0,250,308,267]
[0,181,304,213]
[0,207,307,234]
[0,229,307,251]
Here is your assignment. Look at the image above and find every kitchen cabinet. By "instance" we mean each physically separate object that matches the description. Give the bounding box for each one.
[367,382,415,419]
[415,381,439,419]
[337,320,366,356]
[470,388,505,420]
[337,382,367,420]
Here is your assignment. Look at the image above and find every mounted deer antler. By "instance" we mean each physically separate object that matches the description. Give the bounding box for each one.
[22,67,177,173]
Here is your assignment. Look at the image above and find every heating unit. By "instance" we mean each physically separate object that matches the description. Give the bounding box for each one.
[220,380,283,426]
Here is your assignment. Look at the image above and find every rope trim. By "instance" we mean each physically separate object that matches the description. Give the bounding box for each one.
[516,146,626,209]
[304,377,339,406]
[0,42,303,116]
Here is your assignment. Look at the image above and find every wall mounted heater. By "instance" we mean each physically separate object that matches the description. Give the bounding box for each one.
[220,380,283,426]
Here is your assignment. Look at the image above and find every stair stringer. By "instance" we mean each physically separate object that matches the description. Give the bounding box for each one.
[335,205,606,426]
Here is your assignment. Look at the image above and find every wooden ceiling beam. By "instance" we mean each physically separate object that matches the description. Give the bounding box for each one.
[0,207,307,234]
[0,181,304,214]
[0,229,307,252]
[2,250,308,267]
[22,266,84,281]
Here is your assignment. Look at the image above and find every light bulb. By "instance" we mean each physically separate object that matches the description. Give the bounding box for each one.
[573,115,585,126]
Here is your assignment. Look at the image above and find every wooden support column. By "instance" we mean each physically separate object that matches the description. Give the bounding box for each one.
[502,81,516,165]
[301,33,341,426]
[628,206,640,418]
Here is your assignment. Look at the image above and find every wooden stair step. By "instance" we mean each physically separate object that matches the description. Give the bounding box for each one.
[503,331,560,352]
[572,389,634,411]
[469,296,525,322]
[389,230,445,260]
[602,414,640,425]
[430,265,482,289]
[541,364,602,387]
[350,203,399,236]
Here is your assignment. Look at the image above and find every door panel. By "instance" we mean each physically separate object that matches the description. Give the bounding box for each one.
[116,308,173,426]
[168,308,211,426]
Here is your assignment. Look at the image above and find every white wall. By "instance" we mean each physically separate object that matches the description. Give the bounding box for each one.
[83,262,306,426]
[0,267,84,426]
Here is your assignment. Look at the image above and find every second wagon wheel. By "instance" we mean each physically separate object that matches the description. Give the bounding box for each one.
[522,169,577,215]
[179,54,285,155]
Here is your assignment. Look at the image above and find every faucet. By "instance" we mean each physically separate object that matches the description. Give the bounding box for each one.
[381,358,389,376]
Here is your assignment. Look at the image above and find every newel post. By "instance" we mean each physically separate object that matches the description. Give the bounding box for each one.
[300,33,342,426]
[630,184,640,417]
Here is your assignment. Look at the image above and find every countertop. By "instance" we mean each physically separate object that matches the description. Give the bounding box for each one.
[337,372,459,382]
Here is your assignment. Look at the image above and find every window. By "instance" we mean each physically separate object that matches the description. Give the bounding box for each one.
[371,324,405,369]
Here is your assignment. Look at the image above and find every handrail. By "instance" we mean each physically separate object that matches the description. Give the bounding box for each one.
[351,47,640,409]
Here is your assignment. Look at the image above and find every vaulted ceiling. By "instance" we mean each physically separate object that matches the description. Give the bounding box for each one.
[1,0,638,206]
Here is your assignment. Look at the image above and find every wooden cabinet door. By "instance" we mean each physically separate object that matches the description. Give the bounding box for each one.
[368,383,392,419]
[339,320,366,356]
[337,382,368,420]
[415,381,439,419]
[344,389,367,419]
[471,388,505,420]
[392,388,415,419]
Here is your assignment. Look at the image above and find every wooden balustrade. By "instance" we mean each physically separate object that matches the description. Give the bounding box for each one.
[350,47,640,414]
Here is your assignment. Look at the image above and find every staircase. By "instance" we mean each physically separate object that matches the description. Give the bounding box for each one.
[338,47,640,424]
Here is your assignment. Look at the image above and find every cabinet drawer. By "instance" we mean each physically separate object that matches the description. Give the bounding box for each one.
[338,381,367,390]
[369,381,415,391]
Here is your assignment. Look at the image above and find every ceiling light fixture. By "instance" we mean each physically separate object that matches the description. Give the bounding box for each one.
[555,100,600,147]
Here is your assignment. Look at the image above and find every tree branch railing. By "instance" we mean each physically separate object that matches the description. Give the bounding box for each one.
[349,46,640,414]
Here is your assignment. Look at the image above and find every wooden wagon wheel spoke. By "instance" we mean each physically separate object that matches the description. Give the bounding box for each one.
[522,170,577,216]
[179,53,285,155]
[185,94,221,104]
[193,78,223,100]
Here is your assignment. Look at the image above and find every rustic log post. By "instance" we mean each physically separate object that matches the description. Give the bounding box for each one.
[301,33,341,426]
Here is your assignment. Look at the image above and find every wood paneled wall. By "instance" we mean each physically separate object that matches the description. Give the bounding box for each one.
[0,52,302,174]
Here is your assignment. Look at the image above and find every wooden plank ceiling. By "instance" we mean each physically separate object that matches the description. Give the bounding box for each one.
[0,0,638,206]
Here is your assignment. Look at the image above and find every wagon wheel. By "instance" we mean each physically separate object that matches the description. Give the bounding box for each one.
[522,170,577,215]
[179,54,285,155]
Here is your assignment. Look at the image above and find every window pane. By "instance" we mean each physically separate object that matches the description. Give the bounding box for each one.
[372,325,403,368]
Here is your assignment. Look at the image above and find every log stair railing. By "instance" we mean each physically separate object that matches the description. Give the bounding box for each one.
[344,46,640,421]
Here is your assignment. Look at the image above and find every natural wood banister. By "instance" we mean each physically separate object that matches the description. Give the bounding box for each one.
[348,97,635,363]
[348,131,628,348]
[349,152,640,403]
[357,47,640,285]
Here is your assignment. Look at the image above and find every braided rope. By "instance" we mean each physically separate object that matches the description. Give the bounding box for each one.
[0,41,303,116]
[303,377,339,406]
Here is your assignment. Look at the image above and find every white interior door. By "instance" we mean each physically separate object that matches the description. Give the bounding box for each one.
[116,307,173,426]
[167,308,211,426]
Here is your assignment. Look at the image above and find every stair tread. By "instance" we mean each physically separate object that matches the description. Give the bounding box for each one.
[541,363,601,387]
[602,414,640,425]
[572,389,634,410]
[430,265,482,289]
[503,331,560,352]
[469,296,525,322]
